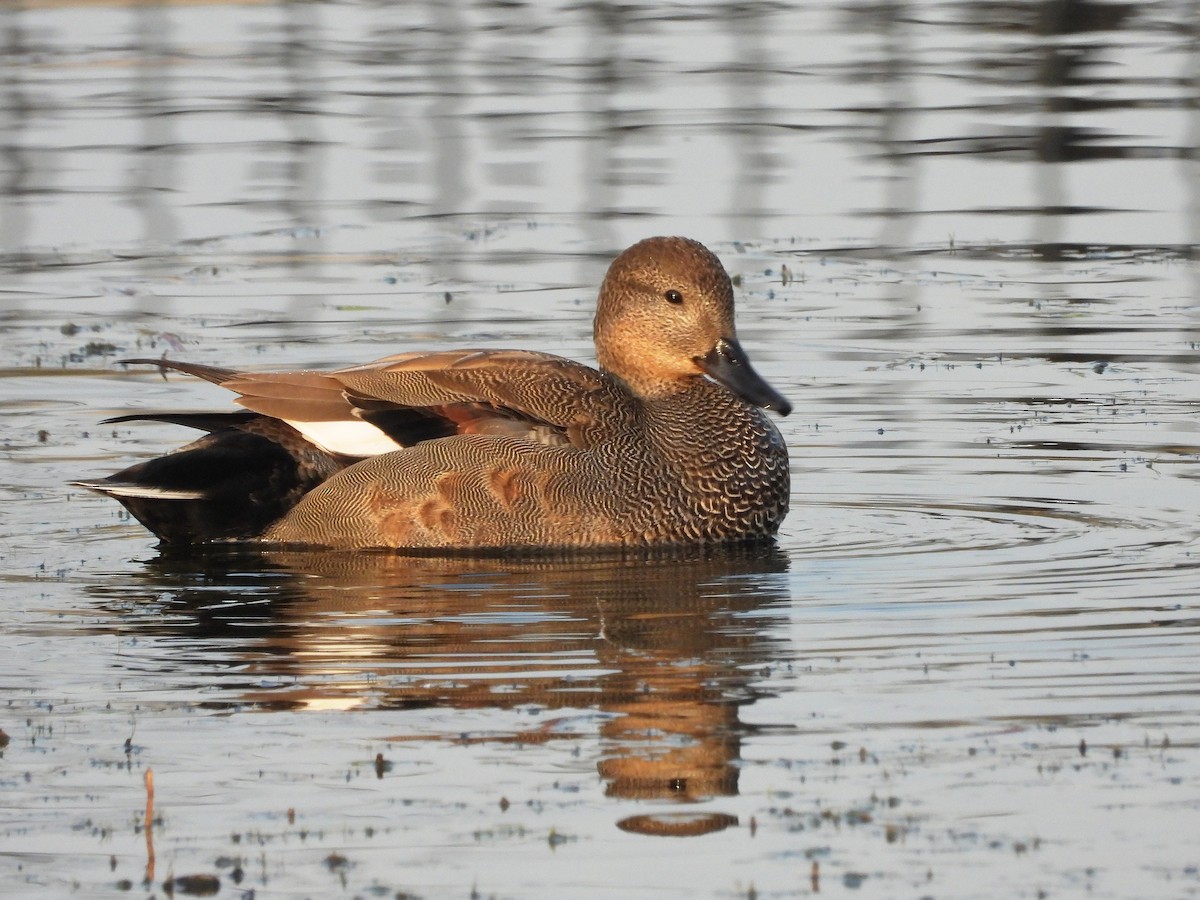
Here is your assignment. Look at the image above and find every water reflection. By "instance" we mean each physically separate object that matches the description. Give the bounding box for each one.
[129,0,178,252]
[85,546,790,821]
[1,0,1194,267]
[849,0,1200,257]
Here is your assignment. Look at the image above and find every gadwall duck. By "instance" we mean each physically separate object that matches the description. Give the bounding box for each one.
[75,236,791,549]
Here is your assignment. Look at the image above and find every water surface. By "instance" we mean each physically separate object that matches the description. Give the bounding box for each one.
[2,1,1199,898]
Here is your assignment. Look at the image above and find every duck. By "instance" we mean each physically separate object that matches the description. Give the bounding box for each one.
[74,236,791,550]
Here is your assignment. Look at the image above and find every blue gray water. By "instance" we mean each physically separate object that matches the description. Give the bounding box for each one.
[2,2,1198,898]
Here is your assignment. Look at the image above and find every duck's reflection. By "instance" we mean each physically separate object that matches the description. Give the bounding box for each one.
[90,546,790,826]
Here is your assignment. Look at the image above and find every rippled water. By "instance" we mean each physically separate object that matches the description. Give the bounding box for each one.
[2,1,1199,898]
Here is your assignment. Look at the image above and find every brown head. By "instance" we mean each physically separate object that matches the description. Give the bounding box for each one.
[593,236,791,415]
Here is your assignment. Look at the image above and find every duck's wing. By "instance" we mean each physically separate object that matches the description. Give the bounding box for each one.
[333,349,625,445]
[122,350,626,457]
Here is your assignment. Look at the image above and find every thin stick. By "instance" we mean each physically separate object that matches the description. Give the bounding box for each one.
[144,769,155,885]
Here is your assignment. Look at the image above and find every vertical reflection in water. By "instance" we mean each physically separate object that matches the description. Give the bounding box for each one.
[581,2,621,262]
[726,3,771,242]
[428,0,469,289]
[1029,0,1101,259]
[1185,2,1200,347]
[872,1,918,255]
[992,1,1144,261]
[848,2,924,434]
[1031,2,1067,273]
[280,0,328,315]
[0,5,31,256]
[130,0,178,268]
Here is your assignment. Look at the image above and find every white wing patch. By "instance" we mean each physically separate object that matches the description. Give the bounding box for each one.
[286,419,405,457]
[72,481,205,501]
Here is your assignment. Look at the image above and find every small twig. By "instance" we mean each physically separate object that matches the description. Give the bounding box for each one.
[144,769,155,885]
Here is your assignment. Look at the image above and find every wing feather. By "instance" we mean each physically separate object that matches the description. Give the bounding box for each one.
[335,349,614,433]
[122,350,624,455]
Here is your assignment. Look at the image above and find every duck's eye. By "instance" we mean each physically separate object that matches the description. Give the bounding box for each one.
[664,289,684,305]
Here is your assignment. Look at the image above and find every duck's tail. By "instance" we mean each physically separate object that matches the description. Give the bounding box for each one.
[73,412,352,545]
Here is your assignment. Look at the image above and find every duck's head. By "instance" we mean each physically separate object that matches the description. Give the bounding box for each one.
[593,236,791,416]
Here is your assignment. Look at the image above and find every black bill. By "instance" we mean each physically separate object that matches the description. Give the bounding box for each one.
[698,338,792,416]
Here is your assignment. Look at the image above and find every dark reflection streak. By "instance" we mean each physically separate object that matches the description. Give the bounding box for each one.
[1035,0,1135,36]
[280,0,327,317]
[130,0,178,296]
[0,4,31,256]
[963,1,1135,40]
[1033,3,1067,278]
